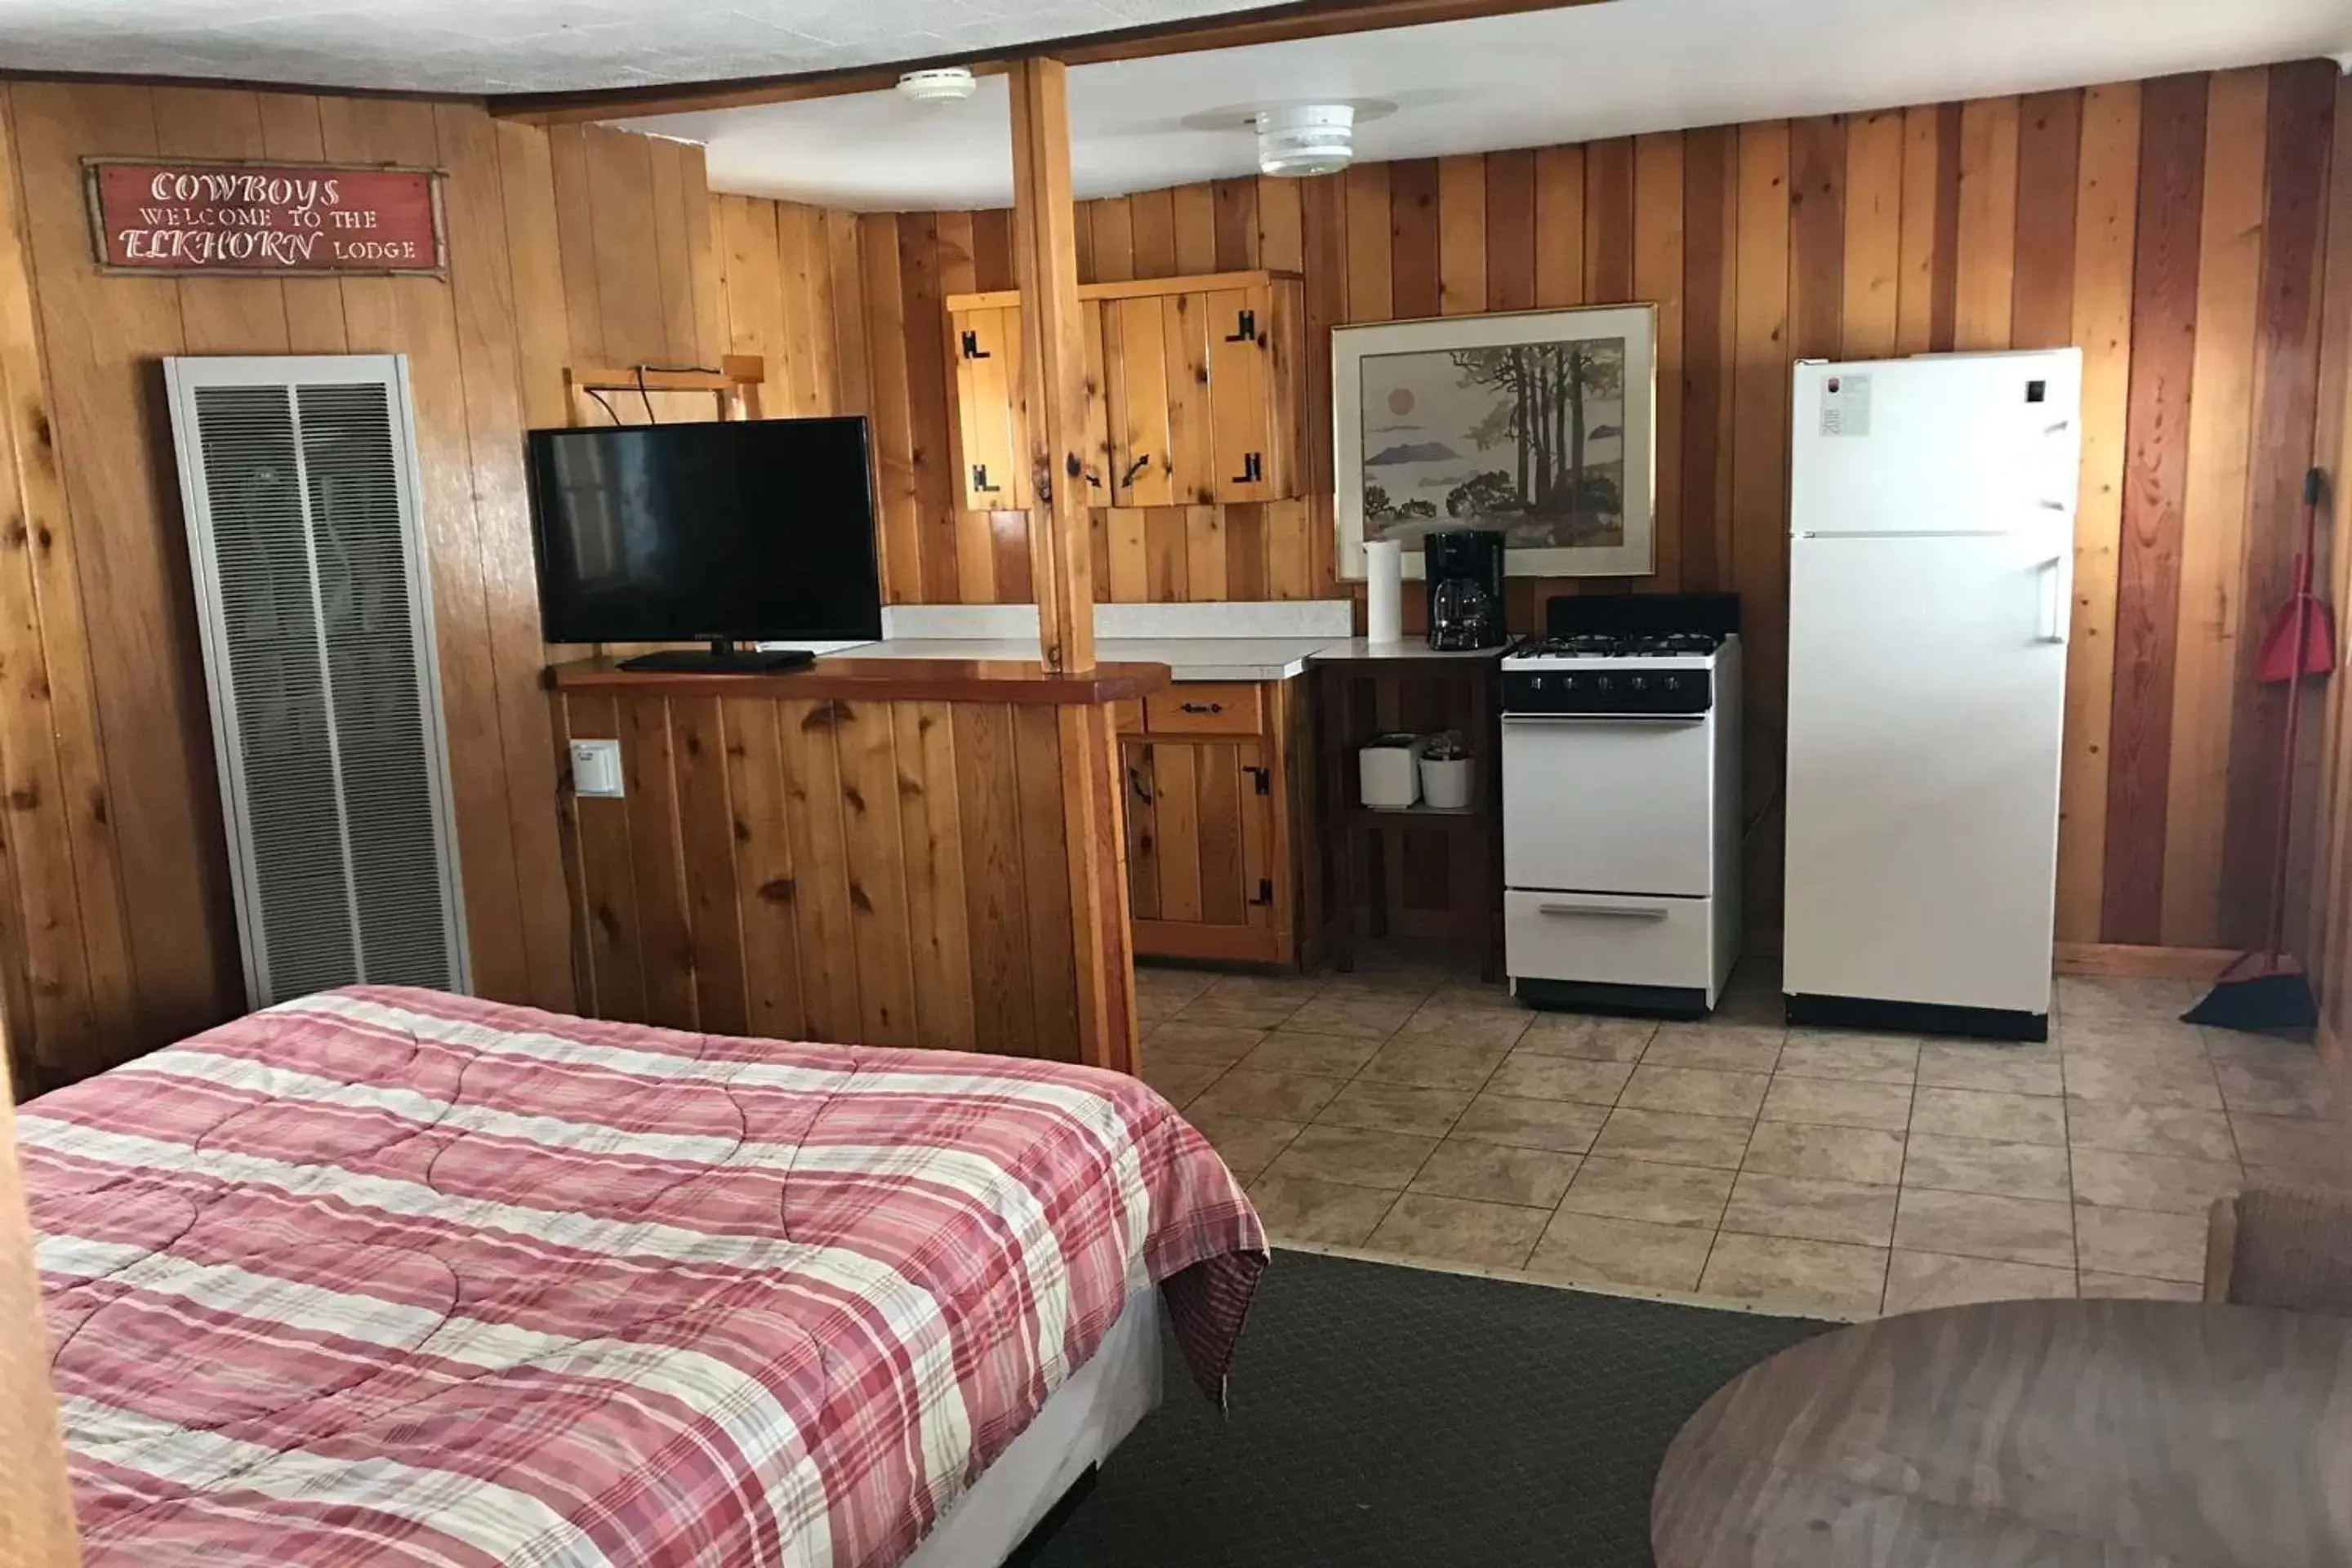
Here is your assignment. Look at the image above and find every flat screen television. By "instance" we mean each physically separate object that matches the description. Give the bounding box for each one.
[526,416,881,672]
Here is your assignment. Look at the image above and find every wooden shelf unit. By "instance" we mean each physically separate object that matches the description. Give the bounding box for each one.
[945,270,1306,513]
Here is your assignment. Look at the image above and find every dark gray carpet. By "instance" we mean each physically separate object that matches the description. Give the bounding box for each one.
[1022,1249,1830,1568]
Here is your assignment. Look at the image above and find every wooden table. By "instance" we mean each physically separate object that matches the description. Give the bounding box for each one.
[1652,1298,2352,1567]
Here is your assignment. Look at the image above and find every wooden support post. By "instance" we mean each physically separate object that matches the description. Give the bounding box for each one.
[0,1045,81,1567]
[1009,56,1097,675]
[1009,56,1136,1071]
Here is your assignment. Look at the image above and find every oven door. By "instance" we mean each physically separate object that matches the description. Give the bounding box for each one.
[1501,711,1719,896]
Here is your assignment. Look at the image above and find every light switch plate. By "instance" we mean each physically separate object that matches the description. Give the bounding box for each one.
[570,738,624,798]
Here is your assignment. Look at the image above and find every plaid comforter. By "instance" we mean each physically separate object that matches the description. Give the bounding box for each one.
[20,986,1267,1567]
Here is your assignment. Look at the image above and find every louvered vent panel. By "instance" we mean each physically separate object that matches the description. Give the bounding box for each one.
[296,382,455,991]
[168,357,469,1009]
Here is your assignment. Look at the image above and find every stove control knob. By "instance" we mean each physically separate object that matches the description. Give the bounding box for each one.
[1629,675,1650,693]
[1594,675,1614,695]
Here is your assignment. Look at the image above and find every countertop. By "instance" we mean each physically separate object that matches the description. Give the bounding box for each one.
[548,656,1171,706]
[826,635,1352,682]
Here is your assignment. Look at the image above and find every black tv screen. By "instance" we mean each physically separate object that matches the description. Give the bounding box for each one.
[526,416,882,645]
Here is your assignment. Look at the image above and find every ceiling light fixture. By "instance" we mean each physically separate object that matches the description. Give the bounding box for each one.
[1253,104,1356,177]
[897,67,978,103]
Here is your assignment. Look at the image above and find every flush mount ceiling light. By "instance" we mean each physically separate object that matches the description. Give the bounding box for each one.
[896,67,978,103]
[1253,104,1356,177]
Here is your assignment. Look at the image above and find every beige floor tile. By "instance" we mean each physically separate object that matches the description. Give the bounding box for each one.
[2064,1099,2237,1161]
[1915,1041,2063,1097]
[1619,1064,1771,1120]
[2074,1205,2204,1282]
[1514,1014,1655,1062]
[1264,1124,1440,1189]
[2062,1054,2225,1111]
[1910,1086,2066,1147]
[1178,974,1326,1029]
[1527,1212,1713,1293]
[1759,1076,1913,1133]
[1142,1020,1267,1067]
[2228,1112,2347,1173]
[2060,1012,2212,1055]
[1882,1250,2074,1314]
[1699,1232,1889,1318]
[1234,1030,1386,1080]
[1140,1055,1226,1107]
[1900,1134,2070,1202]
[2069,1148,2241,1216]
[1775,1033,1919,1085]
[1643,1024,1784,1074]
[1182,1111,1302,1180]
[1893,1187,2074,1267]
[1314,1079,1475,1138]
[1134,964,1215,1007]
[2211,1058,2333,1119]
[1246,1174,1400,1247]
[1742,1120,1907,1186]
[1591,1106,1755,1169]
[1394,1004,1533,1052]
[2057,974,2200,1020]
[1187,1068,1345,1123]
[1410,1139,1582,1209]
[1559,1156,1735,1228]
[1281,991,1425,1040]
[1722,1171,1897,1247]
[1356,1036,1511,1092]
[1451,1092,1610,1154]
[1485,1053,1636,1106]
[2077,1270,2202,1301]
[1422,982,1527,1013]
[1367,1192,1549,1271]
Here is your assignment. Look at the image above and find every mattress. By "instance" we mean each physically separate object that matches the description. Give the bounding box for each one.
[20,986,1267,1566]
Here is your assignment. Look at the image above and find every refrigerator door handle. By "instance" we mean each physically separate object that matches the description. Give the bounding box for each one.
[2037,555,2069,644]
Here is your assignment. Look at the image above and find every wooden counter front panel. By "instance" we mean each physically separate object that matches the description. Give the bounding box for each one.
[559,690,1085,1062]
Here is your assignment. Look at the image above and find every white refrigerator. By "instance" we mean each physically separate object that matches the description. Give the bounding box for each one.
[1781,350,2082,1040]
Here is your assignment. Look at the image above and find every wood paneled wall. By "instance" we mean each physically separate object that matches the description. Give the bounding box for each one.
[559,687,1094,1062]
[2306,74,2352,1076]
[728,62,2342,955]
[0,84,718,1091]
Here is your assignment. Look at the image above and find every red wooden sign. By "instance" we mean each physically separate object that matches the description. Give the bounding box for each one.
[82,159,446,277]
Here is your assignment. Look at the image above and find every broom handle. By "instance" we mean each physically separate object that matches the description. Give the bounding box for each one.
[2262,468,2324,959]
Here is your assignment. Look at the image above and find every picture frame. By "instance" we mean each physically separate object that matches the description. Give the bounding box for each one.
[1333,304,1658,579]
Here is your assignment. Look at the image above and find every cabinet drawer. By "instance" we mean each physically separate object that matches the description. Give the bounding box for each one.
[1504,889,1717,991]
[1145,684,1264,736]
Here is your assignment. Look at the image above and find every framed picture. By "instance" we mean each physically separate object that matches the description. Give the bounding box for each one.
[1333,304,1657,578]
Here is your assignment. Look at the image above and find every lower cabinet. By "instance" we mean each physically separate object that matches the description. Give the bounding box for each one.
[1117,679,1321,967]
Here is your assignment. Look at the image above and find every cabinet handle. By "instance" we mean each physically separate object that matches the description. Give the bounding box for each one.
[1178,701,1223,715]
[1126,765,1153,805]
[1537,901,1668,920]
[1120,453,1152,488]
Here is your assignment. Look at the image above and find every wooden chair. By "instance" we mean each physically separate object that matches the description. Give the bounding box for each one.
[2205,1185,2352,1314]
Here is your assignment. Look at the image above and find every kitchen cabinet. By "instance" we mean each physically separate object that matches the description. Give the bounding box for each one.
[946,270,1303,514]
[1116,675,1323,967]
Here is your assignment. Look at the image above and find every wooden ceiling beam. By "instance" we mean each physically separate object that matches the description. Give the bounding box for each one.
[489,0,1610,125]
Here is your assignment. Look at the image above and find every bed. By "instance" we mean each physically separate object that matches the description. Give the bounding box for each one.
[17,985,1267,1566]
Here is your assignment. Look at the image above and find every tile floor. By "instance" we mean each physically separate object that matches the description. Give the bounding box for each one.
[1137,954,2350,1320]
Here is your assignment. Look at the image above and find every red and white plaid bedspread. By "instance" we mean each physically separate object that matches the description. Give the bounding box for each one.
[19,986,1267,1567]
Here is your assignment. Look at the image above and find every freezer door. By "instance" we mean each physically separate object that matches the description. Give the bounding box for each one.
[1793,351,2082,538]
[1782,531,2069,1013]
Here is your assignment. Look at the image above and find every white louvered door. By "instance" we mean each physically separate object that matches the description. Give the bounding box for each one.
[164,355,470,1008]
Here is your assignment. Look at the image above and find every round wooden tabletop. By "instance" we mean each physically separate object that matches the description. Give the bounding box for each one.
[1651,1298,2352,1567]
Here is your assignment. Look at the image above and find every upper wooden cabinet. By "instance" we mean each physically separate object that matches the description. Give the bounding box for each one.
[947,270,1304,513]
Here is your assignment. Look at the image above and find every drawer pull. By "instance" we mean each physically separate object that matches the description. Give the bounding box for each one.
[1537,902,1669,920]
[1120,453,1152,488]
[1179,701,1223,715]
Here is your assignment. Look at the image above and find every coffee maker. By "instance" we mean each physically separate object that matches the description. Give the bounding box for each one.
[1423,529,1507,651]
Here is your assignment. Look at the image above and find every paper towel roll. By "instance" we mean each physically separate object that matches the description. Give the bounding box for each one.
[1365,539,1403,644]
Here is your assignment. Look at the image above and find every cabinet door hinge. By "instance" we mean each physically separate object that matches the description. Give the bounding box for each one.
[1244,764,1271,795]
[1224,309,1258,343]
[970,463,999,494]
[1250,877,1274,906]
[960,329,990,359]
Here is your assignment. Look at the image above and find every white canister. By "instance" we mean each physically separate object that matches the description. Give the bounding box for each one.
[1364,538,1404,644]
[1358,733,1424,809]
[1419,754,1473,810]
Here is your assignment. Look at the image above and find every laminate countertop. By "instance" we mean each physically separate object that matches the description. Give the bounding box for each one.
[826,635,1346,682]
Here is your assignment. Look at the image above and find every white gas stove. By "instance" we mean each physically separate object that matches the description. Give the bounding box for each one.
[1500,595,1743,1016]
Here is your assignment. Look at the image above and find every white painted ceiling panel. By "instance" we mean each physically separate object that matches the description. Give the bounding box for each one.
[621,0,2352,210]
[0,0,1279,93]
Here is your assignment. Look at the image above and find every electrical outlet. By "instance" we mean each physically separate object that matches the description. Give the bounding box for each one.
[570,738,624,798]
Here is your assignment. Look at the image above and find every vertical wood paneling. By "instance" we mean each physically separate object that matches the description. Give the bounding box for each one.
[1732,122,1793,933]
[2102,74,2209,943]
[1788,116,1846,361]
[1534,145,1588,307]
[956,702,1034,1054]
[1842,110,1905,359]
[1212,177,1258,270]
[2161,69,2269,947]
[1485,149,1538,312]
[1584,138,1635,302]
[779,698,858,1040]
[893,702,974,1050]
[1953,96,2022,350]
[1437,155,1487,315]
[1389,159,1441,318]
[901,213,960,602]
[1681,127,1736,594]
[2056,81,2143,944]
[1089,196,1134,283]
[862,213,920,603]
[1172,183,1217,273]
[720,695,806,1039]
[1344,163,1394,322]
[1633,133,1685,591]
[669,697,747,1036]
[621,696,693,1027]
[2011,91,2084,350]
[1895,104,1946,354]
[833,701,917,1045]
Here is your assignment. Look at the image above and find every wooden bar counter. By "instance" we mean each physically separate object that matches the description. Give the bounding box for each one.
[550,657,1169,1071]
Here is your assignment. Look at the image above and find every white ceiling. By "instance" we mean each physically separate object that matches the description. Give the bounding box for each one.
[0,0,1276,94]
[623,0,2352,211]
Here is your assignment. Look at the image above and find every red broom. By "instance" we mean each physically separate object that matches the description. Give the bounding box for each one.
[2185,467,2336,1031]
